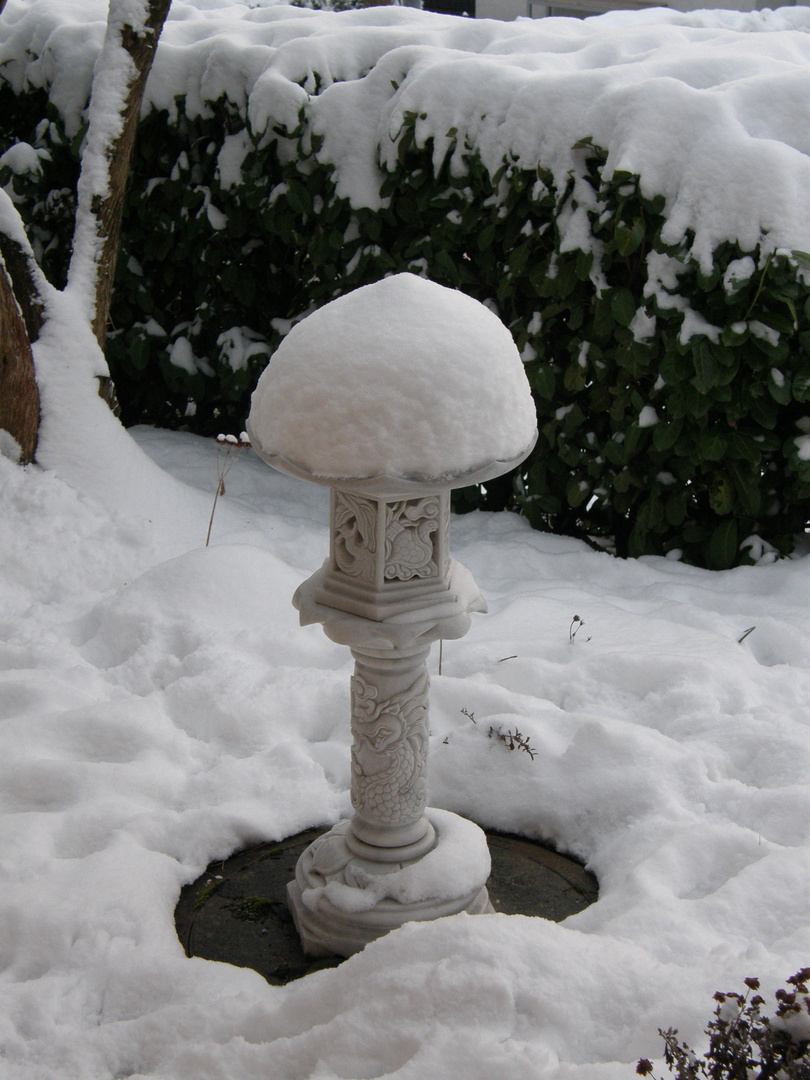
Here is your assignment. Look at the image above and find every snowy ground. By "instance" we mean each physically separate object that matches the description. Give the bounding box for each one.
[1,4,810,1073]
[1,423,808,1080]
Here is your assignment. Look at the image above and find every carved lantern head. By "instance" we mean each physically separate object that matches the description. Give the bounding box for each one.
[323,485,449,621]
[246,273,538,626]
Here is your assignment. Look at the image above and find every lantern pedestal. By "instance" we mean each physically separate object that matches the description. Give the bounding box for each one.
[285,491,493,957]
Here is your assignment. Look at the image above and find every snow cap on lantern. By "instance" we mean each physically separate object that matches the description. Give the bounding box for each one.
[246,273,537,486]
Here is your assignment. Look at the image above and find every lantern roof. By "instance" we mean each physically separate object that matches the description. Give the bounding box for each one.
[246,273,537,487]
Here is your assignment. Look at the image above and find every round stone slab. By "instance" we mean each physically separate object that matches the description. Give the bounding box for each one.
[175,828,598,985]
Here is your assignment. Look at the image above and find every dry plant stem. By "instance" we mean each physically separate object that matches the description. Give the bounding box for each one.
[489,725,537,759]
[205,437,249,547]
[461,709,536,759]
[204,487,222,548]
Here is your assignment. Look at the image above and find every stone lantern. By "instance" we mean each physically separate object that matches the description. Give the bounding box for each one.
[246,274,537,957]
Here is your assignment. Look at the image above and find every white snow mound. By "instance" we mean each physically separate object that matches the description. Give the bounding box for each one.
[247,273,538,483]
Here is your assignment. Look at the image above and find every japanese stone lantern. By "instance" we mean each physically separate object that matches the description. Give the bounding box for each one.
[246,273,537,957]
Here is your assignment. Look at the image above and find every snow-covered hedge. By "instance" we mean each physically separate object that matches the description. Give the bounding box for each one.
[4,0,810,567]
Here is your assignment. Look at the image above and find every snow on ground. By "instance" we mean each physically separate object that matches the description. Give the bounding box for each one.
[1,423,808,1080]
[2,2,810,1076]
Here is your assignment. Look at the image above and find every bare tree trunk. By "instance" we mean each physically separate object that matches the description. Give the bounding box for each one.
[0,0,41,460]
[91,0,172,348]
[0,0,38,461]
[69,0,173,349]
[0,0,36,464]
[0,232,45,343]
[0,218,47,463]
[0,255,39,464]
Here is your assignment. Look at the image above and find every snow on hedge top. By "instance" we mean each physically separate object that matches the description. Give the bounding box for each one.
[3,2,810,265]
[246,274,537,483]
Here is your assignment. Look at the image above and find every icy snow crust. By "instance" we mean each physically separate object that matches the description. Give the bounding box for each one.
[3,1,810,264]
[2,427,810,1080]
[247,274,538,482]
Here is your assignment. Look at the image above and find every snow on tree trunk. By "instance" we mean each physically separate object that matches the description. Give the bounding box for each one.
[67,0,172,350]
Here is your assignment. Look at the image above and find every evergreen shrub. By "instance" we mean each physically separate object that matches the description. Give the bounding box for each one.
[3,79,810,568]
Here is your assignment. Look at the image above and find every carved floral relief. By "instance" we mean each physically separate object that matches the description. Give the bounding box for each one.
[384,497,440,582]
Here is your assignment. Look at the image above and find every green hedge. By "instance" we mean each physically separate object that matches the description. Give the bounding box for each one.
[3,83,810,568]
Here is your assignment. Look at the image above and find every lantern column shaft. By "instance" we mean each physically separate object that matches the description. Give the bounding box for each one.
[346,646,436,859]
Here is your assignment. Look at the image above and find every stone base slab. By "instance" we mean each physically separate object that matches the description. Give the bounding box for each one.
[287,879,492,958]
[287,809,494,957]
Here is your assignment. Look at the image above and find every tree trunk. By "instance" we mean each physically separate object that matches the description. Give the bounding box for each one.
[0,231,45,343]
[91,1,172,348]
[0,217,46,463]
[69,0,173,349]
[0,0,38,461]
[0,255,39,464]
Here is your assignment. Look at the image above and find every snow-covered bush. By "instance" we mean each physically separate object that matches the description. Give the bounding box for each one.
[4,1,810,568]
[0,83,79,291]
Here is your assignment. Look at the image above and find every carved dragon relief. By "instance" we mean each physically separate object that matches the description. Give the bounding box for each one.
[350,671,429,826]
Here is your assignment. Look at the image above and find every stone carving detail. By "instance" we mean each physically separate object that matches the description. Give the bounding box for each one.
[384,497,440,582]
[297,820,355,887]
[334,492,377,583]
[296,821,397,894]
[350,671,429,825]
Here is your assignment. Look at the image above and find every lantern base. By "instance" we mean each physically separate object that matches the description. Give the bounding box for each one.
[287,810,494,957]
